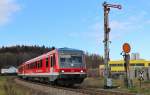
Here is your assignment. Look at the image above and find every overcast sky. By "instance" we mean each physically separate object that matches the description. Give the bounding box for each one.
[0,0,150,60]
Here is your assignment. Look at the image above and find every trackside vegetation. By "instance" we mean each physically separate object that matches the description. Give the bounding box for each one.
[0,76,27,95]
[0,76,47,95]
[81,77,150,95]
[0,76,150,95]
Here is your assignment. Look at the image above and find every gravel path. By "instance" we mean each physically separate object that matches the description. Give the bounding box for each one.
[14,79,88,95]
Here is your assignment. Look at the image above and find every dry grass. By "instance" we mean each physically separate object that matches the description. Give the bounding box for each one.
[0,76,49,95]
[0,76,7,95]
[81,77,150,95]
[81,77,104,88]
[1,76,150,95]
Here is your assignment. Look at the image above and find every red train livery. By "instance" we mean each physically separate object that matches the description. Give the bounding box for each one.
[18,48,87,85]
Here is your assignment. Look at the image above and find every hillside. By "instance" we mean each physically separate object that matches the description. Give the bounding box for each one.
[0,45,103,69]
[0,45,52,68]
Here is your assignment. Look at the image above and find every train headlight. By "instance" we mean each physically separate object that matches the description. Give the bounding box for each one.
[61,70,64,72]
[80,70,83,73]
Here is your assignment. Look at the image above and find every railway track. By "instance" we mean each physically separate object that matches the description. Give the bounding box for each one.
[15,78,136,95]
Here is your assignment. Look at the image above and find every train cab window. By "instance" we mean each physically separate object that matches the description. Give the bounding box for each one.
[46,58,49,67]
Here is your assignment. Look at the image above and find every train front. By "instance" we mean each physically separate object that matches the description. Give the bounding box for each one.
[57,48,87,86]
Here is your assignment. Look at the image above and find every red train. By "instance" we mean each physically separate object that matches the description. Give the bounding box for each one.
[18,48,87,86]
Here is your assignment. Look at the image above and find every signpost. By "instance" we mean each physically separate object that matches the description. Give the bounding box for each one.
[102,1,121,88]
[138,70,144,88]
[121,43,132,88]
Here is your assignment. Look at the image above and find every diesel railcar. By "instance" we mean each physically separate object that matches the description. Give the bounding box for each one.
[18,48,87,86]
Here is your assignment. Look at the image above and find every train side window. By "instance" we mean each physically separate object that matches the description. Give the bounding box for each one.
[30,63,33,69]
[32,63,34,69]
[38,60,42,68]
[40,60,42,68]
[33,63,35,68]
[29,64,31,69]
[31,63,33,69]
[34,62,36,68]
[32,63,34,68]
[36,61,38,68]
[46,58,49,67]
[37,61,40,68]
[53,55,56,66]
[30,64,31,69]
[28,64,29,69]
[51,55,56,67]
[36,62,37,68]
[51,56,53,67]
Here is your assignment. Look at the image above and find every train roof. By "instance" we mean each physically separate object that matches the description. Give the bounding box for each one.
[22,47,84,65]
[58,48,83,53]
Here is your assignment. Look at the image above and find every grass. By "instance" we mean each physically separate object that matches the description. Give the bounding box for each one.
[0,76,7,95]
[4,77,28,95]
[81,77,104,88]
[0,76,28,95]
[82,77,150,95]
[0,76,150,95]
[0,76,47,95]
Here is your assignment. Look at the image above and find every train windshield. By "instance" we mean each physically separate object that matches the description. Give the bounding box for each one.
[59,55,84,68]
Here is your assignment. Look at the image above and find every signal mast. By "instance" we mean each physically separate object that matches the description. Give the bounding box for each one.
[103,2,121,88]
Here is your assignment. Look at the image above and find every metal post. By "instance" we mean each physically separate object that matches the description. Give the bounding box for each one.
[121,43,132,88]
[125,53,130,88]
[103,2,111,88]
[122,53,132,88]
[103,2,121,88]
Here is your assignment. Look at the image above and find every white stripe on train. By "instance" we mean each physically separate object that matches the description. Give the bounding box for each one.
[18,72,86,76]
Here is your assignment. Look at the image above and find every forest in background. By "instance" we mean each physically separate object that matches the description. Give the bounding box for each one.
[0,45,103,69]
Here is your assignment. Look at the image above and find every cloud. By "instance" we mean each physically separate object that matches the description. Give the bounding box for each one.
[68,10,149,48]
[109,11,149,39]
[146,20,150,24]
[0,0,20,25]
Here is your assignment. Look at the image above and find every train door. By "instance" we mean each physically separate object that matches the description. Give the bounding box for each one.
[45,57,50,72]
[50,54,56,73]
